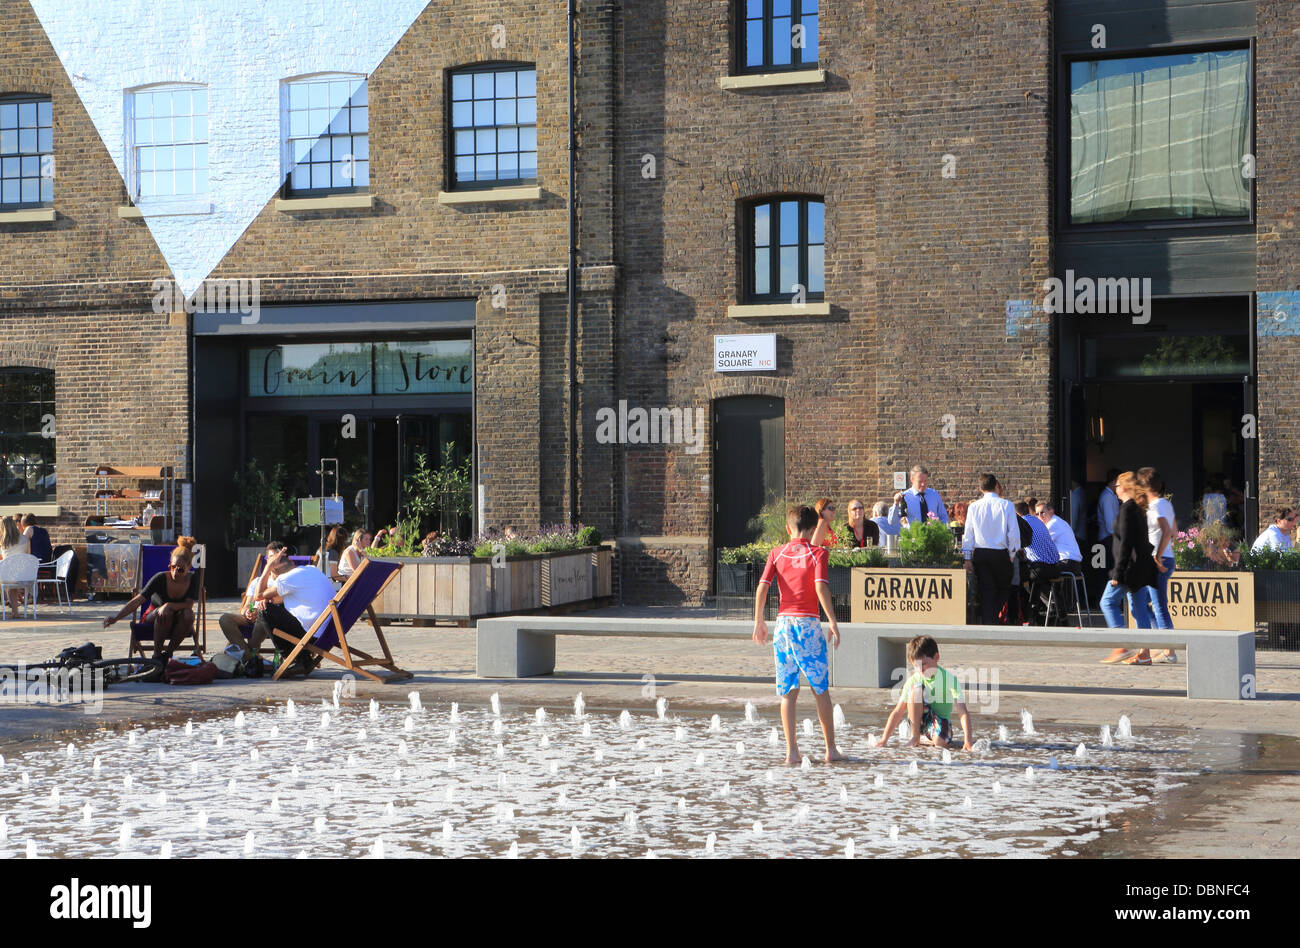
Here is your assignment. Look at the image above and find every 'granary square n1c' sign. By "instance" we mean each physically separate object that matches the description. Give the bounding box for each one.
[714,334,775,372]
[850,568,967,624]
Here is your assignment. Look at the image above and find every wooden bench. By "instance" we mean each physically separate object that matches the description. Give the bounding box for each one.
[475,616,1255,700]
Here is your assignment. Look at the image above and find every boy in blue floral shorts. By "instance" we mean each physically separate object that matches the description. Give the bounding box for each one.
[875,635,973,751]
[753,505,843,765]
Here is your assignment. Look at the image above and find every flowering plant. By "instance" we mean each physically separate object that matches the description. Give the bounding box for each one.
[1174,523,1240,570]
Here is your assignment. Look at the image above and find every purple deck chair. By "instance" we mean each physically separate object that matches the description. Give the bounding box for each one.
[129,545,207,657]
[271,557,411,683]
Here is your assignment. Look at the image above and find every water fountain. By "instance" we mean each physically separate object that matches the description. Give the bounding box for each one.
[889,825,899,842]
[993,781,1002,793]
[898,720,911,742]
[833,705,846,729]
[1075,743,1088,759]
[270,726,279,739]
[752,821,763,834]
[734,741,745,757]
[656,697,669,721]
[802,719,813,737]
[583,722,593,738]
[675,727,685,742]
[451,703,462,724]
[769,728,779,746]
[618,710,632,731]
[446,730,458,747]
[873,774,884,788]
[0,817,7,840]
[49,787,60,807]
[332,681,343,710]
[216,734,224,748]
[286,699,297,719]
[573,693,585,719]
[442,820,453,841]
[128,732,138,744]
[250,748,259,761]
[369,699,378,721]
[963,796,972,810]
[540,735,551,749]
[745,702,759,724]
[409,692,423,712]
[398,739,409,758]
[156,789,167,806]
[537,708,548,725]
[549,760,559,775]
[507,840,519,859]
[625,810,637,831]
[196,811,208,830]
[347,753,358,768]
[636,738,647,750]
[93,757,101,773]
[942,749,952,764]
[1101,725,1113,747]
[570,826,582,851]
[594,749,605,763]
[118,822,131,848]
[25,840,35,858]
[404,717,414,733]
[695,752,705,766]
[244,832,255,855]
[1020,709,1036,736]
[234,712,245,728]
[320,713,330,730]
[1117,715,1133,740]
[81,803,91,822]
[705,832,717,853]
[492,719,504,737]
[226,779,237,794]
[314,816,326,834]
[122,775,132,790]
[840,785,848,802]
[845,839,855,858]
[1025,766,1035,782]
[997,724,1010,742]
[801,756,812,771]
[160,840,173,859]
[709,715,722,734]
[65,743,74,758]
[371,838,384,858]
[677,798,687,813]
[907,761,919,776]
[489,693,500,717]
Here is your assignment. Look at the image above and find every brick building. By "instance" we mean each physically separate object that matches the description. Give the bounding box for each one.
[0,0,1295,601]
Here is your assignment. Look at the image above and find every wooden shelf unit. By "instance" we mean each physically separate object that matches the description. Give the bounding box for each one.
[90,464,175,530]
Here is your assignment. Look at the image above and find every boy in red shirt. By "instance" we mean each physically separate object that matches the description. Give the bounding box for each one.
[753,505,843,765]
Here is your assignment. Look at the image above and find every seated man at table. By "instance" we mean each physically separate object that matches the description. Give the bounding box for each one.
[249,542,336,678]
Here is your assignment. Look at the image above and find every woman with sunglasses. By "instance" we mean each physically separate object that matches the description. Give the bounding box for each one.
[843,498,879,548]
[102,536,200,663]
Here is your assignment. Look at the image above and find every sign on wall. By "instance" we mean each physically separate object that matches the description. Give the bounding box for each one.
[248,339,473,397]
[850,568,967,625]
[1128,571,1254,632]
[714,334,775,372]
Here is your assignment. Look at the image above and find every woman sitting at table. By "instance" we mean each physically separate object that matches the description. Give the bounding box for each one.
[337,528,372,580]
[843,498,879,548]
[102,536,200,662]
[811,497,839,548]
[1,515,31,617]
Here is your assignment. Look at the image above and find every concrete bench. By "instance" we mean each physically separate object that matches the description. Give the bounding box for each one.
[474,616,1255,700]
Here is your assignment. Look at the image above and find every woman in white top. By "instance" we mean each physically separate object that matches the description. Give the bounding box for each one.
[337,528,372,580]
[1133,467,1177,663]
[0,515,31,617]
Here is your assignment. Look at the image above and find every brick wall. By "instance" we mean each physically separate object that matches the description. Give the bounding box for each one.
[1255,0,1300,516]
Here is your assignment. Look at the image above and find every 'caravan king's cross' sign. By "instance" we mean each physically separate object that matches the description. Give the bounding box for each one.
[1128,571,1254,632]
[850,568,967,624]
[714,334,776,372]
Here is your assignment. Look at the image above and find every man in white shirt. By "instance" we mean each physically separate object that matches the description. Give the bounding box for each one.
[1036,501,1082,566]
[961,474,1021,624]
[1252,508,1297,553]
[887,464,949,531]
[250,543,337,678]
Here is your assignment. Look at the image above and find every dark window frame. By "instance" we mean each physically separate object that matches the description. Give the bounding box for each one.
[736,0,820,75]
[0,93,54,210]
[445,62,539,192]
[1056,39,1255,234]
[281,75,370,199]
[742,195,826,304]
[0,365,56,504]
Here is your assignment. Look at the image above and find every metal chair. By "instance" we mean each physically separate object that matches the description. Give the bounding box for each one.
[35,550,74,614]
[0,553,40,620]
[1045,569,1091,627]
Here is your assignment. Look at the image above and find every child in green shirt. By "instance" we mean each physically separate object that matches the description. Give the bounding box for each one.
[875,634,973,751]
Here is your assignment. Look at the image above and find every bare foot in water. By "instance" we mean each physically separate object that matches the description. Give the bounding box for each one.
[784,751,802,766]
[823,747,846,763]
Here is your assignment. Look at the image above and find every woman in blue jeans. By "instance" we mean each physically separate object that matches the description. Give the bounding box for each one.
[1099,472,1160,662]
[1127,467,1178,663]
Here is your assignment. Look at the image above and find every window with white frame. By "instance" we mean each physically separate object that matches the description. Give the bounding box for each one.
[284,74,368,195]
[129,85,208,201]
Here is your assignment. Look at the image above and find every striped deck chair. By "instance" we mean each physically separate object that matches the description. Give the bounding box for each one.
[270,557,411,683]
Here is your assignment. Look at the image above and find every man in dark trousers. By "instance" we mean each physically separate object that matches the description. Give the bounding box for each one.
[961,474,1021,624]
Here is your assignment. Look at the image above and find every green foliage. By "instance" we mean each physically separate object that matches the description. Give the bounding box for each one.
[575,526,602,548]
[1240,546,1300,572]
[718,540,778,566]
[229,462,294,543]
[403,443,473,537]
[828,546,887,568]
[1140,336,1242,376]
[1173,522,1242,571]
[746,496,819,544]
[897,517,959,567]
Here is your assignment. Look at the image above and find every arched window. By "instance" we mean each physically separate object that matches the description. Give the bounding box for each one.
[282,73,369,196]
[0,367,55,503]
[127,84,209,202]
[447,63,537,189]
[744,196,825,303]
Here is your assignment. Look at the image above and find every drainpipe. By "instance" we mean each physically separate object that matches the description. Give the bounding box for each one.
[567,0,579,525]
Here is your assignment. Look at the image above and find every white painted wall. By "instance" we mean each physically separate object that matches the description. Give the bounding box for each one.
[29,0,432,296]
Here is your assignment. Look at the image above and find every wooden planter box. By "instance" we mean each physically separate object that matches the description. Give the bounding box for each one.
[370,547,612,621]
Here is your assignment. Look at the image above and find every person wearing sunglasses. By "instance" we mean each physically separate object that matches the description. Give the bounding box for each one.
[103,536,200,663]
[843,498,879,548]
[1251,507,1297,553]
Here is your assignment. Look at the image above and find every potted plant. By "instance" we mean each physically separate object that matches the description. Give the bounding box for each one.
[229,462,295,587]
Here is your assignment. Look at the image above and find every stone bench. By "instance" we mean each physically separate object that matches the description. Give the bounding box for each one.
[474,616,1255,700]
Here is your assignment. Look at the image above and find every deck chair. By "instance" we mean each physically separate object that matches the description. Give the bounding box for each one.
[229,554,314,659]
[128,547,207,658]
[270,557,411,683]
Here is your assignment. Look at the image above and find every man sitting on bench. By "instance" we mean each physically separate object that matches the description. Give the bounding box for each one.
[247,541,335,678]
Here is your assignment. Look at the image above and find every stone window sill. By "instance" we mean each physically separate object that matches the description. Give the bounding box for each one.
[718,69,826,91]
[437,186,541,205]
[727,302,831,318]
[275,194,375,212]
[0,503,59,518]
[119,200,213,218]
[0,207,56,223]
